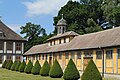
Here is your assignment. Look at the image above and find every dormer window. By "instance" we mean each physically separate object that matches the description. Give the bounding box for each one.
[0,31,5,37]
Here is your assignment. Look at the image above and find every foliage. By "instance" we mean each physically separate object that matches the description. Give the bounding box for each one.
[11,61,18,71]
[15,61,21,71]
[81,59,102,80]
[2,60,7,68]
[85,18,103,33]
[19,60,26,72]
[63,59,80,80]
[54,0,103,34]
[5,60,9,69]
[31,60,41,75]
[49,59,63,78]
[7,60,13,70]
[24,60,33,74]
[20,22,47,52]
[101,0,120,27]
[40,60,50,76]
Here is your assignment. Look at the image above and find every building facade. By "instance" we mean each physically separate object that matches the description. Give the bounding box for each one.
[0,20,26,67]
[24,17,120,74]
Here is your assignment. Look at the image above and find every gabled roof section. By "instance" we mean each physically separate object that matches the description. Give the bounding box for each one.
[0,20,26,41]
[47,31,79,41]
[24,27,120,55]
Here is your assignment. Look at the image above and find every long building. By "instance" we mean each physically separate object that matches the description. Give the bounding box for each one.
[24,17,120,74]
[0,20,26,67]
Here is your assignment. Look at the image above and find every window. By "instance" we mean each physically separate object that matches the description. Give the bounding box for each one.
[66,52,69,59]
[0,41,4,50]
[16,56,20,61]
[118,49,120,59]
[71,52,75,59]
[50,41,52,46]
[106,50,113,59]
[64,38,65,43]
[59,39,61,44]
[39,55,41,60]
[96,51,102,59]
[46,54,48,60]
[6,55,12,60]
[36,55,38,60]
[16,43,21,50]
[77,51,81,59]
[0,31,5,37]
[59,53,62,59]
[84,51,93,57]
[7,41,13,50]
[42,54,44,60]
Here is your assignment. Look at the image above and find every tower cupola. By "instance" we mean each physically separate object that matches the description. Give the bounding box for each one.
[56,14,67,34]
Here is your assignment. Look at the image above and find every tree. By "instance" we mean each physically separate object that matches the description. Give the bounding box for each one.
[49,59,63,78]
[31,60,41,75]
[85,18,103,33]
[15,61,21,71]
[2,60,7,68]
[63,59,80,80]
[24,60,33,74]
[81,59,102,80]
[40,60,50,76]
[20,22,47,52]
[101,0,120,27]
[54,0,103,35]
[19,60,26,72]
[11,61,18,71]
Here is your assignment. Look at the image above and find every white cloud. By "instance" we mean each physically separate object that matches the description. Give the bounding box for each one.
[23,0,79,17]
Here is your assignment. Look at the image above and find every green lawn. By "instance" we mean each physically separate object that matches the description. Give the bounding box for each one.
[0,68,117,80]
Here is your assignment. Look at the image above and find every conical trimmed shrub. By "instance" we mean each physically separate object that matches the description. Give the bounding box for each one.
[49,59,63,78]
[31,60,41,75]
[81,59,102,80]
[63,59,80,80]
[19,60,26,72]
[5,60,9,69]
[11,61,18,71]
[7,60,13,70]
[15,61,21,71]
[40,60,50,76]
[2,60,7,68]
[24,60,33,74]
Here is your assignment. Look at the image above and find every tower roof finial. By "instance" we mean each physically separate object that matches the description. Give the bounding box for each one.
[62,14,64,19]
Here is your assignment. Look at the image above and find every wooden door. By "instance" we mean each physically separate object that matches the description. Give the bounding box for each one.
[83,57,93,71]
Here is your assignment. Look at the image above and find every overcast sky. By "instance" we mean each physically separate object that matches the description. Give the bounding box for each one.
[0,0,79,36]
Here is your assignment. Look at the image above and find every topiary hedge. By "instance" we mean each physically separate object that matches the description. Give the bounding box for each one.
[7,60,13,70]
[49,59,63,78]
[5,60,9,69]
[19,60,26,72]
[11,61,18,71]
[63,59,80,80]
[40,60,50,76]
[81,59,102,80]
[2,60,7,68]
[15,61,21,71]
[24,60,33,74]
[31,60,41,75]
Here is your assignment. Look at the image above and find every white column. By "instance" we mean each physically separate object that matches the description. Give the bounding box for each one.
[20,56,23,62]
[13,55,15,62]
[13,42,15,53]
[3,55,6,62]
[22,43,24,54]
[4,42,6,53]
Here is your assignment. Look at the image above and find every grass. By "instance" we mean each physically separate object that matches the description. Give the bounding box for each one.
[0,68,63,80]
[0,68,118,80]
